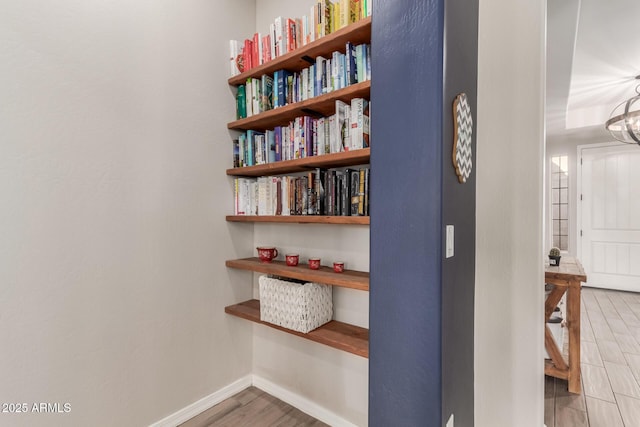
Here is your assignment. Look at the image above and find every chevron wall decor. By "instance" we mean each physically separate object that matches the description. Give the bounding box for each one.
[452,93,473,183]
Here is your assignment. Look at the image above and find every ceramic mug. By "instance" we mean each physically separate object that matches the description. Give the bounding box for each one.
[257,247,278,263]
[285,254,299,266]
[333,261,345,273]
[308,258,321,270]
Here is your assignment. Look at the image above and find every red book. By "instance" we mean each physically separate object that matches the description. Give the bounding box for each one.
[262,34,272,63]
[252,33,260,69]
[243,39,253,71]
[286,18,296,53]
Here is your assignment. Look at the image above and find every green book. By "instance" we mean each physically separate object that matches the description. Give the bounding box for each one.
[236,85,246,119]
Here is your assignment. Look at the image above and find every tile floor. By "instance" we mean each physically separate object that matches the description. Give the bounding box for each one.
[546,286,640,427]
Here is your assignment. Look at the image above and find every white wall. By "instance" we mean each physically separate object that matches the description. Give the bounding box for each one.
[0,1,255,426]
[476,0,546,426]
[251,1,369,425]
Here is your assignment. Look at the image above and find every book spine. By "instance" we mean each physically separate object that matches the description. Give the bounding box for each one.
[245,78,253,116]
[252,33,260,68]
[274,16,283,57]
[236,85,246,119]
[269,23,277,60]
[350,169,359,215]
[286,18,295,53]
[233,139,239,168]
[243,39,252,71]
[358,168,365,215]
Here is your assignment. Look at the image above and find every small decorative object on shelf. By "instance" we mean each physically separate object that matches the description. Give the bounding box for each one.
[333,261,345,273]
[259,275,333,334]
[548,247,562,266]
[257,247,278,263]
[308,258,321,270]
[285,254,299,266]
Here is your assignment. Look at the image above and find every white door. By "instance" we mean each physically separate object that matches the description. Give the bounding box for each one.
[580,144,640,291]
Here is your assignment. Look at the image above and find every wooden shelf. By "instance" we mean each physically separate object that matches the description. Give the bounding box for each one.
[225,299,369,358]
[228,81,370,131]
[228,17,371,86]
[226,257,369,291]
[226,215,369,225]
[227,148,370,177]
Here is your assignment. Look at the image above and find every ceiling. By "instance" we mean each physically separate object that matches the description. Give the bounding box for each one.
[546,0,640,143]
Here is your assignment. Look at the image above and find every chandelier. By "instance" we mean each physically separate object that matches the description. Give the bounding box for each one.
[605,75,640,145]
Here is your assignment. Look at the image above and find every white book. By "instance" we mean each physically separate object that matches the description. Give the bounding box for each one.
[245,79,253,117]
[282,177,290,216]
[309,6,316,42]
[274,16,284,57]
[256,33,263,65]
[229,40,241,77]
[252,79,260,115]
[317,118,325,155]
[270,177,279,215]
[269,24,277,60]
[333,100,348,152]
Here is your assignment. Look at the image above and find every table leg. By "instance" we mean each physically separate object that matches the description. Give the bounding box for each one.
[566,281,581,393]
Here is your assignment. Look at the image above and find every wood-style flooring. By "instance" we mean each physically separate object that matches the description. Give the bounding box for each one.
[180,387,329,427]
[546,286,640,427]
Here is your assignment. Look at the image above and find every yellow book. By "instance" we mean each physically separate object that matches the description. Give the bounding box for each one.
[340,0,349,29]
[329,3,340,33]
[350,0,360,22]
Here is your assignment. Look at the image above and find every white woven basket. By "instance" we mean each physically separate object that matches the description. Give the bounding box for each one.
[259,275,333,333]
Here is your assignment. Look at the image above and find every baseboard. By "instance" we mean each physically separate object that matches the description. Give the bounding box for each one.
[252,375,359,427]
[149,375,252,427]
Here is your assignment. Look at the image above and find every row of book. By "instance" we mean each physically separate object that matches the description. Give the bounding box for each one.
[233,167,370,217]
[229,0,372,77]
[235,42,370,119]
[233,98,370,168]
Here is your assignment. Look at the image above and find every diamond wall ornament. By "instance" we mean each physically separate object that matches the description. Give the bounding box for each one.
[452,93,473,184]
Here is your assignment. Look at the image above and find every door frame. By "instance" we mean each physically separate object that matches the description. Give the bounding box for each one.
[576,141,633,264]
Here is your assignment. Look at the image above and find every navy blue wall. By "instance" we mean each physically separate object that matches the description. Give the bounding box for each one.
[369,1,444,426]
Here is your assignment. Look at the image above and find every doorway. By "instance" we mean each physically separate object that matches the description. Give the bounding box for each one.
[579,144,640,291]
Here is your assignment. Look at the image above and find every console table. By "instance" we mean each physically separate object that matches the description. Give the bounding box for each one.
[545,257,587,394]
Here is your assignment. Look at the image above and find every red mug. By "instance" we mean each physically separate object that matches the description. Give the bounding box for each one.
[285,254,299,266]
[308,258,321,270]
[257,247,278,263]
[333,261,345,273]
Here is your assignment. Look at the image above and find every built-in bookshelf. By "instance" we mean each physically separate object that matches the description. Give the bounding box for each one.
[225,299,369,358]
[228,17,371,86]
[224,14,371,356]
[226,258,369,291]
[228,81,370,131]
[226,215,369,225]
[227,147,369,177]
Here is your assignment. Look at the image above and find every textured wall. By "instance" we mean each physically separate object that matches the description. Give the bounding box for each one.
[475,0,546,425]
[369,0,445,425]
[0,1,255,425]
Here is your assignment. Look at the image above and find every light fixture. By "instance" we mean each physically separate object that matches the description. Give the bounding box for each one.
[605,75,640,145]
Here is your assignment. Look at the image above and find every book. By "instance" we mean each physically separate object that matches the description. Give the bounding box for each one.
[358,168,365,215]
[345,42,357,85]
[233,139,240,168]
[236,85,246,119]
[350,98,369,150]
[243,39,253,71]
[350,169,360,215]
[260,75,274,111]
[229,40,243,77]
[261,34,272,64]
[334,100,349,152]
[286,18,296,53]
[245,78,253,117]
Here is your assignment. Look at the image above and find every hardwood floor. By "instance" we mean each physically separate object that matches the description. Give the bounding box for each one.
[180,387,329,427]
[546,287,640,427]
